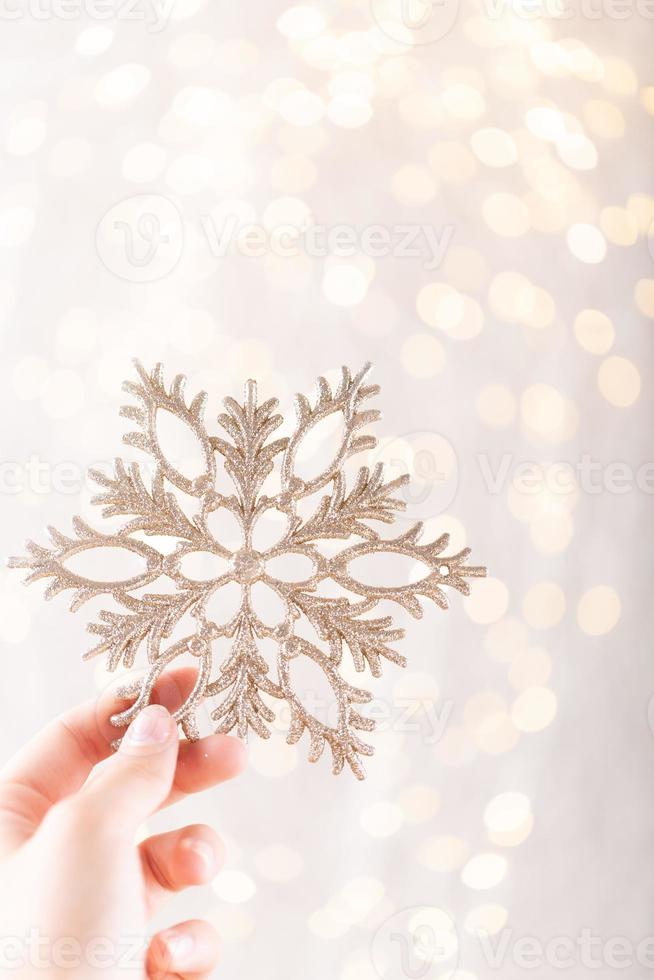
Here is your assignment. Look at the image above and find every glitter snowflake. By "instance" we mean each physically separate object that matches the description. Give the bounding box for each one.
[10,361,486,779]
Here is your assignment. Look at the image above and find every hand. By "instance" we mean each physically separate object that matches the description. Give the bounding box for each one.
[0,669,246,979]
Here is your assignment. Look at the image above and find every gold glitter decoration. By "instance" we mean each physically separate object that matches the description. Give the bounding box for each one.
[10,361,485,779]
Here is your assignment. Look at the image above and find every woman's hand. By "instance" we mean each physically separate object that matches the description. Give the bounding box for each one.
[0,668,246,978]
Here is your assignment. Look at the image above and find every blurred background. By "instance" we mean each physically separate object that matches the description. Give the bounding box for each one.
[1,1,654,978]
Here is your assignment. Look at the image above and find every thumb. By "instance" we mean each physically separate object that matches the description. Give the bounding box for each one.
[82,705,179,832]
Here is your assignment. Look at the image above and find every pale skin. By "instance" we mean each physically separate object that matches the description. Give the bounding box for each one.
[0,668,246,979]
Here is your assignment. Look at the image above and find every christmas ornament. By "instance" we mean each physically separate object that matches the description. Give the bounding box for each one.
[10,362,486,779]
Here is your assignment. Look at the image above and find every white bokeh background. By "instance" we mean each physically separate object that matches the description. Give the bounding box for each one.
[1,2,654,978]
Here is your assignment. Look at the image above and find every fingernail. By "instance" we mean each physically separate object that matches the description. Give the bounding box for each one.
[163,931,195,967]
[182,837,217,876]
[123,705,172,747]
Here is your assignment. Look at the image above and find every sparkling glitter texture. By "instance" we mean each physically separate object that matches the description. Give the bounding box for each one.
[10,361,485,779]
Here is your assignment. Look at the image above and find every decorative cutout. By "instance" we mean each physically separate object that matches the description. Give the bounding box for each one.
[10,361,486,779]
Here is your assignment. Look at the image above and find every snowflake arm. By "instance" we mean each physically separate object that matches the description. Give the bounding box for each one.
[292,593,407,677]
[83,590,203,671]
[287,465,410,545]
[8,518,164,610]
[280,637,375,781]
[89,460,206,545]
[121,361,216,497]
[208,620,284,740]
[111,633,214,744]
[329,523,487,617]
[211,380,289,511]
[281,363,380,499]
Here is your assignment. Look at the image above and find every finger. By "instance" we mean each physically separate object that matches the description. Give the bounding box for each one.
[147,920,220,980]
[140,824,223,910]
[105,669,246,811]
[0,667,199,819]
[80,705,179,833]
[0,668,244,850]
[165,733,246,808]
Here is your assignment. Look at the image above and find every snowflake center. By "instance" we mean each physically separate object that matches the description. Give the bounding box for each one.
[230,548,264,584]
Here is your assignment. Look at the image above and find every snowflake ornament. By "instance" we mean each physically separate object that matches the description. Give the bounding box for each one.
[10,361,486,780]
